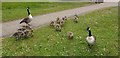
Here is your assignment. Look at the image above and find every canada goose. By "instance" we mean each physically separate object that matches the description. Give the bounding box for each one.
[56,17,61,24]
[12,32,23,40]
[62,17,65,21]
[50,21,55,28]
[86,27,96,49]
[12,29,25,40]
[13,25,33,39]
[22,25,33,32]
[64,16,67,20]
[73,14,78,23]
[20,22,29,28]
[62,16,67,21]
[24,28,33,37]
[62,16,67,20]
[60,19,64,27]
[20,25,33,37]
[67,31,73,39]
[75,14,79,18]
[20,7,33,25]
[55,24,61,32]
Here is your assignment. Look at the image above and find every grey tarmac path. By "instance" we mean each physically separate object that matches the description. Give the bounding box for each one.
[0,2,118,38]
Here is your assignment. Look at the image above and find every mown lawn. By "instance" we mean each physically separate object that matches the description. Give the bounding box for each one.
[0,3,1,23]
[2,0,48,2]
[2,2,94,22]
[2,7,118,56]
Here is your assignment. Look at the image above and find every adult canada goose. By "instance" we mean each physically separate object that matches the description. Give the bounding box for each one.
[86,27,96,49]
[20,7,33,25]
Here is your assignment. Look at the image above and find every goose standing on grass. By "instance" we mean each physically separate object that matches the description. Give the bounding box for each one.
[55,24,61,32]
[62,16,67,21]
[12,28,25,40]
[56,17,61,24]
[73,14,78,23]
[20,7,33,26]
[86,27,96,49]
[50,21,55,28]
[67,31,73,39]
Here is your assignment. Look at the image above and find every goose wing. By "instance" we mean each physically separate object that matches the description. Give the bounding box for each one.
[20,17,31,24]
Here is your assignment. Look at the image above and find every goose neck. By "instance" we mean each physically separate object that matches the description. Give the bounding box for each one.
[27,9,30,15]
[88,30,92,36]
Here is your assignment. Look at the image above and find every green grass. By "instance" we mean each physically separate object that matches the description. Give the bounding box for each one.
[2,2,94,22]
[2,0,49,2]
[0,38,2,56]
[0,3,1,23]
[2,7,118,56]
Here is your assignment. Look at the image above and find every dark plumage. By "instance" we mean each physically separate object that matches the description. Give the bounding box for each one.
[20,7,33,25]
[13,25,33,40]
[67,32,73,39]
[50,21,55,27]
[64,16,67,20]
[60,20,64,27]
[73,14,78,23]
[55,24,61,32]
[56,17,61,24]
[12,29,25,40]
[86,27,96,49]
[20,17,31,24]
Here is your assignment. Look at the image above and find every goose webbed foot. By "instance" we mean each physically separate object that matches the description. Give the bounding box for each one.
[88,44,92,49]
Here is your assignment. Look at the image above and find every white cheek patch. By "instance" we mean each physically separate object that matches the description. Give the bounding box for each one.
[28,14,33,19]
[89,28,90,30]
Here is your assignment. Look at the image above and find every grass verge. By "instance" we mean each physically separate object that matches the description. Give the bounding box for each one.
[2,2,94,22]
[2,7,118,56]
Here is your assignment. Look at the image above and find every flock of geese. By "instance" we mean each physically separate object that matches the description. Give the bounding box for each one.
[12,7,96,49]
[12,7,33,40]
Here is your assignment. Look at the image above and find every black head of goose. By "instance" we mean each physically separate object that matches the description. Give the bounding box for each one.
[86,27,96,49]
[20,7,33,25]
[27,7,33,19]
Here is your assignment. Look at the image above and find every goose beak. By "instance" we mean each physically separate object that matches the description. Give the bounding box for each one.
[87,27,90,31]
